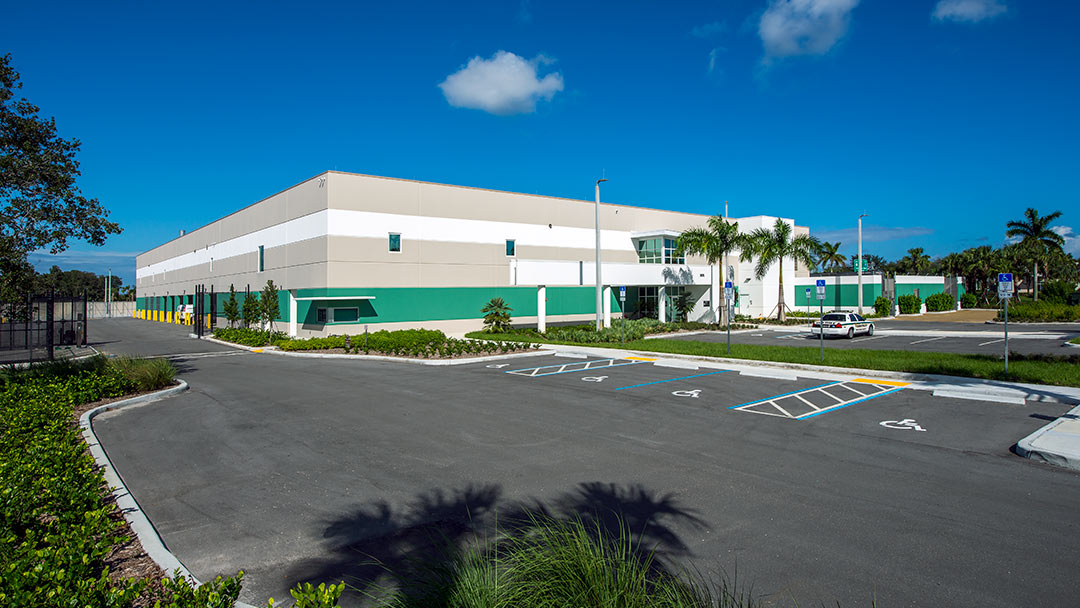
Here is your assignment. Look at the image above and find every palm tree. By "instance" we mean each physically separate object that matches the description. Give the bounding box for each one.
[675,215,749,325]
[744,218,821,321]
[817,241,847,273]
[898,248,931,275]
[1006,208,1065,300]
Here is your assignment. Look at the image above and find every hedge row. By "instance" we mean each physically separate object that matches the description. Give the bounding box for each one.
[999,301,1080,322]
[213,327,540,358]
[0,357,178,606]
[925,292,955,312]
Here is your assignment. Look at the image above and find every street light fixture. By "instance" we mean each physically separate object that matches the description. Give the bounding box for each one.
[858,213,868,315]
[595,178,608,331]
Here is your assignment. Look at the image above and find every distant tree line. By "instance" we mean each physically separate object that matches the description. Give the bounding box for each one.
[1,264,133,302]
[813,208,1078,305]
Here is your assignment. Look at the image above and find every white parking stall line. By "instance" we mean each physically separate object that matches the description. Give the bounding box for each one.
[910,336,946,345]
[817,389,846,404]
[506,358,642,377]
[978,339,1004,346]
[852,335,887,343]
[164,351,248,360]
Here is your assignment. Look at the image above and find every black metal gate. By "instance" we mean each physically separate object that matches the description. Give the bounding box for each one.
[0,291,88,363]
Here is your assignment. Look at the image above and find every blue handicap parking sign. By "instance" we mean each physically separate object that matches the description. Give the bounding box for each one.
[724,281,733,289]
[998,273,1013,283]
[816,279,826,287]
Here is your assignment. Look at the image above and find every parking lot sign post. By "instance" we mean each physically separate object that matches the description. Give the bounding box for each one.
[805,287,811,316]
[619,286,626,347]
[724,282,734,354]
[998,273,1013,373]
[816,280,826,362]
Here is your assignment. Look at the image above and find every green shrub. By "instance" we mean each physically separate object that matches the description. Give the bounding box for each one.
[1040,280,1075,304]
[480,297,513,333]
[269,581,345,608]
[1000,301,1080,322]
[213,327,284,347]
[241,293,261,329]
[925,292,955,312]
[153,572,244,608]
[873,296,892,316]
[961,292,977,309]
[897,294,922,315]
[108,356,177,392]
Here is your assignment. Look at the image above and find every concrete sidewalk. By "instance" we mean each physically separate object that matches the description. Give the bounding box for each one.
[1017,404,1080,471]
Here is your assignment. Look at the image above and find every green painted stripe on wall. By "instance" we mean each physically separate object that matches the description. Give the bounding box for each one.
[292,286,606,325]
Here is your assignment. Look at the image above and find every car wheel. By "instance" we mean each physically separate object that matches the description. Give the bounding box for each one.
[847,327,855,339]
[867,324,874,336]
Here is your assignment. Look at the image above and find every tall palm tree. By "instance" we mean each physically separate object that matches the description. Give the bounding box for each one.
[817,241,847,273]
[744,218,821,321]
[675,215,749,325]
[899,248,931,275]
[1006,207,1065,300]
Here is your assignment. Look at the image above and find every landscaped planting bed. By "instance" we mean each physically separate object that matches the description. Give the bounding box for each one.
[213,327,541,359]
[467,318,752,345]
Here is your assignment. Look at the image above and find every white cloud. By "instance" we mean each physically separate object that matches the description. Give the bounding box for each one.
[708,47,726,73]
[1052,225,1080,256]
[691,21,727,38]
[438,51,564,116]
[812,225,934,244]
[932,0,1007,23]
[758,0,861,61]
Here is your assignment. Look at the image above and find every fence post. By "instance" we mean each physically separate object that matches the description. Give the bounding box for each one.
[26,293,32,366]
[82,289,88,346]
[46,290,55,361]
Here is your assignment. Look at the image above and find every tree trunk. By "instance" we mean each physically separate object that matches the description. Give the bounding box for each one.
[1034,261,1039,301]
[719,262,727,327]
[777,261,786,322]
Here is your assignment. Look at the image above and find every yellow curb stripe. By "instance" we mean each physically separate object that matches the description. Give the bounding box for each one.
[625,356,658,361]
[852,378,909,387]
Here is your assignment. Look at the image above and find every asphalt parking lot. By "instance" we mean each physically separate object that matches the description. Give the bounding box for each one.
[89,319,1080,607]
[665,326,1079,356]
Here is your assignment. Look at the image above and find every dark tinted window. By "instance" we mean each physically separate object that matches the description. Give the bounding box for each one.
[822,313,847,321]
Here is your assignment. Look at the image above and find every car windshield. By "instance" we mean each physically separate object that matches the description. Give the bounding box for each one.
[822,313,847,321]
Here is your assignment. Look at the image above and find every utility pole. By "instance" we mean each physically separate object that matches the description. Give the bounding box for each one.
[595,178,608,331]
[857,214,868,315]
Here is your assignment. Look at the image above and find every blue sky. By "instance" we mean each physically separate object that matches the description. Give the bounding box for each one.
[8,0,1078,285]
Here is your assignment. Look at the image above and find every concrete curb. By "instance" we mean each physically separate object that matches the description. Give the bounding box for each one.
[202,335,278,352]
[79,380,260,608]
[984,320,1080,326]
[541,343,1080,406]
[1015,403,1080,471]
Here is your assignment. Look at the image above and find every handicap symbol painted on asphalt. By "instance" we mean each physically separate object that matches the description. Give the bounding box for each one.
[672,389,702,398]
[879,418,926,432]
[582,376,608,382]
[486,364,510,368]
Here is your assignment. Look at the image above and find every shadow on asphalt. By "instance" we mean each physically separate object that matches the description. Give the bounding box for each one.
[284,482,707,603]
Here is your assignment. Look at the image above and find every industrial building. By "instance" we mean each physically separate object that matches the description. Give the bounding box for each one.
[135,172,810,336]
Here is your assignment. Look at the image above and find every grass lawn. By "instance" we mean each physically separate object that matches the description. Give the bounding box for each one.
[468,331,1080,387]
[1070,336,1080,345]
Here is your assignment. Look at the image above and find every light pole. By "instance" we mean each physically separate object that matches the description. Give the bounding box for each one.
[857,214,868,315]
[595,178,608,331]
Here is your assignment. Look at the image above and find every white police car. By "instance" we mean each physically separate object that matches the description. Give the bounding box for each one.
[811,312,875,339]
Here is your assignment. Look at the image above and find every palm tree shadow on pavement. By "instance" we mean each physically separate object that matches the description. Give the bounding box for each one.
[282,481,709,605]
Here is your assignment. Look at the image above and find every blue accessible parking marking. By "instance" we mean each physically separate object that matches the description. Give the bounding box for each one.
[730,378,909,421]
[615,370,730,390]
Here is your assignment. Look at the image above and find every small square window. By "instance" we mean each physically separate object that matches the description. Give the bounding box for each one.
[505,239,516,257]
[316,308,328,323]
[389,233,401,253]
